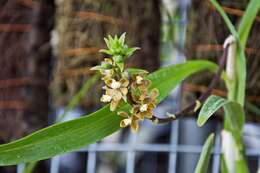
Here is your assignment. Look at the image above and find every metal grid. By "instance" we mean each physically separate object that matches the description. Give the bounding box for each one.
[17,1,260,172]
[16,123,260,173]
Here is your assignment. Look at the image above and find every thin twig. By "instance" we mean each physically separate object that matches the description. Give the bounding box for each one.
[0,77,48,88]
[73,11,127,26]
[194,44,257,55]
[62,47,101,57]
[0,24,32,32]
[58,67,94,78]
[0,100,29,110]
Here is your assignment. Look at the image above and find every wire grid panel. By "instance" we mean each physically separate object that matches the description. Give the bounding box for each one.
[45,124,260,173]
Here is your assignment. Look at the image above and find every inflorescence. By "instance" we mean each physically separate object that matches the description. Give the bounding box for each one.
[91,33,159,132]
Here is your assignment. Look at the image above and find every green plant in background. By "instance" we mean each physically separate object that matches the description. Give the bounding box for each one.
[0,1,259,173]
[196,0,260,173]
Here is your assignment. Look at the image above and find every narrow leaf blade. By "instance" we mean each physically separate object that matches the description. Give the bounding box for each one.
[0,60,217,166]
[198,95,245,134]
[148,60,218,102]
[210,0,238,38]
[238,0,260,49]
[195,133,215,173]
[197,95,228,127]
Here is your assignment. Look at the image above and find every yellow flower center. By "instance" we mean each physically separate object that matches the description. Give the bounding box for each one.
[140,104,148,112]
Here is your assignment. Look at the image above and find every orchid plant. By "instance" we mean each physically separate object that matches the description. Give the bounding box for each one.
[0,1,259,173]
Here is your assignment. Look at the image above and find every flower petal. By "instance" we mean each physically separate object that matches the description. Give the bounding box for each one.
[139,93,147,101]
[150,88,159,99]
[120,78,129,87]
[145,112,153,119]
[113,90,122,101]
[118,111,129,118]
[120,118,131,128]
[132,105,140,114]
[105,79,114,88]
[104,58,113,64]
[120,87,128,96]
[143,79,151,87]
[131,119,139,132]
[100,94,112,102]
[110,100,119,111]
[136,112,145,120]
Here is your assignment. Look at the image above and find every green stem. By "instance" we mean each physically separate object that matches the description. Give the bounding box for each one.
[224,38,249,173]
[23,162,37,173]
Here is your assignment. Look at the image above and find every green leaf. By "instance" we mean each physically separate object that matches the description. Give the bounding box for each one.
[197,95,229,127]
[99,49,113,55]
[119,32,126,45]
[148,60,218,102]
[23,162,37,173]
[125,47,140,57]
[0,105,125,166]
[235,49,246,106]
[116,62,124,72]
[126,68,149,75]
[221,155,229,173]
[238,0,260,49]
[104,38,111,50]
[195,133,215,173]
[0,60,217,166]
[236,159,250,173]
[90,65,102,71]
[197,95,245,133]
[236,0,260,105]
[223,101,245,135]
[210,0,238,38]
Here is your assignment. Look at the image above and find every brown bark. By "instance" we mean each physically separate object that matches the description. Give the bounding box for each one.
[0,0,55,172]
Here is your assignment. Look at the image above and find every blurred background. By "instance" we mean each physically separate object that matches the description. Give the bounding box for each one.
[0,0,260,173]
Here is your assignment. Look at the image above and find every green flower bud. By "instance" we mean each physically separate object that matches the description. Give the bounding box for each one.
[101,62,112,69]
[113,55,123,63]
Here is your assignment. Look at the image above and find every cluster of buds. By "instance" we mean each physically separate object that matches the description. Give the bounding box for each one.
[91,33,159,132]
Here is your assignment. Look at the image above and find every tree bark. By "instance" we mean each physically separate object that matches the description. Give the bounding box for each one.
[0,0,55,172]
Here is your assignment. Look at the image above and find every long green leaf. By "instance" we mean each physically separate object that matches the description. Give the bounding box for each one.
[148,60,217,102]
[223,101,245,135]
[210,0,238,38]
[0,60,217,166]
[195,133,215,173]
[221,155,229,173]
[197,95,245,134]
[197,95,228,127]
[238,0,260,49]
[236,0,260,105]
[23,162,37,173]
